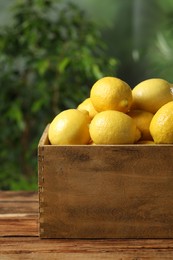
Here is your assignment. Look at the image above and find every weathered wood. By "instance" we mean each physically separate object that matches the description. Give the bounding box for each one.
[0,191,38,237]
[1,191,173,259]
[2,237,173,249]
[38,126,173,238]
[1,250,173,260]
[0,191,38,201]
[0,201,38,214]
[0,216,38,237]
[1,237,173,260]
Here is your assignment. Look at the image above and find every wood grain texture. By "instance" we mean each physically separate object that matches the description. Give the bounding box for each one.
[1,251,173,260]
[0,191,38,237]
[1,191,173,259]
[1,237,173,260]
[38,126,173,239]
[0,191,38,201]
[0,216,38,237]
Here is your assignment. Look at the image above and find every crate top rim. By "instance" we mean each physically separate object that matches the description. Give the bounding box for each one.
[38,124,173,148]
[38,143,173,147]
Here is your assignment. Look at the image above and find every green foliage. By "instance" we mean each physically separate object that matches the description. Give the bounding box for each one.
[0,0,117,190]
[101,0,163,87]
[77,0,173,86]
[147,2,173,82]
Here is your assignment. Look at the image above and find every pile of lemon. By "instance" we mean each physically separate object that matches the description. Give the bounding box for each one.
[48,77,173,145]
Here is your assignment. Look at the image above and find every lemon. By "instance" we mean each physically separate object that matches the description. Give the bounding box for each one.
[89,110,139,144]
[132,78,173,113]
[127,109,153,140]
[149,101,173,144]
[48,109,90,145]
[90,77,132,113]
[77,98,97,119]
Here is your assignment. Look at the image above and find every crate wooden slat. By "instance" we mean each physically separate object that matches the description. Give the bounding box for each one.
[38,125,173,238]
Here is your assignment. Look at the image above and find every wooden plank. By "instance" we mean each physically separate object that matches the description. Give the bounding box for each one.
[1,192,173,259]
[0,191,38,237]
[0,216,38,237]
[39,140,173,238]
[0,201,38,214]
[0,191,38,201]
[1,251,173,260]
[1,237,173,249]
[0,237,173,259]
[38,124,50,146]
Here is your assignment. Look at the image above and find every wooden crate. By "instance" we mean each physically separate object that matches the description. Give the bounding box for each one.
[38,125,173,238]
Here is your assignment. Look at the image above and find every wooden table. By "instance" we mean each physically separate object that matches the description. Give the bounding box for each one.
[1,191,173,259]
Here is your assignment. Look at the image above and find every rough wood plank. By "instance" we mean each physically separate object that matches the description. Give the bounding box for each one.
[38,124,50,146]
[0,191,38,237]
[39,142,173,238]
[1,237,173,249]
[0,191,38,201]
[1,251,173,260]
[0,216,38,237]
[1,192,173,259]
[1,250,173,260]
[0,201,38,214]
[1,237,173,260]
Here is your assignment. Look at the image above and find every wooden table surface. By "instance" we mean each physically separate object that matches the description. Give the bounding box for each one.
[1,191,173,259]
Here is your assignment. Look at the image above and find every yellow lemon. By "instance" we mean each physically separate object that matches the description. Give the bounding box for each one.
[77,98,97,119]
[90,77,132,113]
[127,109,154,140]
[48,109,90,145]
[132,78,173,113]
[149,101,173,144]
[89,110,139,144]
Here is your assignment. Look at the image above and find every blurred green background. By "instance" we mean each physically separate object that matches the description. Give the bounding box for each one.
[1,0,173,190]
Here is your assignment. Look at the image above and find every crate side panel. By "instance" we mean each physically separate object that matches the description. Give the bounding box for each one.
[39,145,173,238]
[38,125,50,146]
